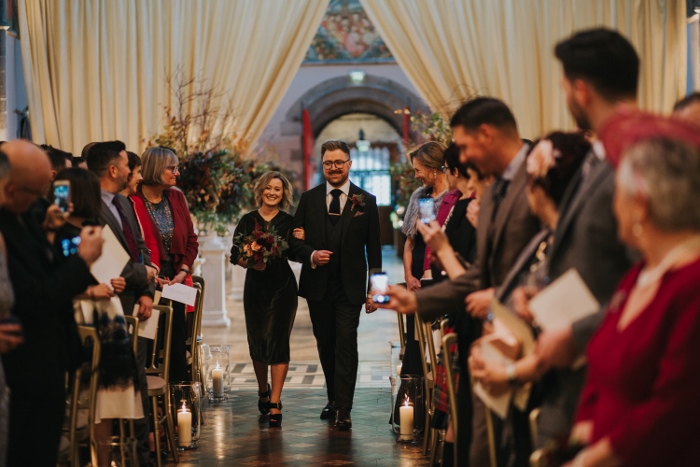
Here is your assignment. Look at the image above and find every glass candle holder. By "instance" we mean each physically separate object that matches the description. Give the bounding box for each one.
[389,374,424,443]
[204,344,231,400]
[98,436,138,466]
[170,381,202,450]
[389,340,402,377]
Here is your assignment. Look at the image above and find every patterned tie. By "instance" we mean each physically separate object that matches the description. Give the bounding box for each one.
[112,197,140,262]
[329,189,342,225]
[491,177,510,219]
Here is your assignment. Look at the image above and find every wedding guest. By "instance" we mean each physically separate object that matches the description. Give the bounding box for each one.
[565,137,700,467]
[87,141,155,465]
[72,156,88,170]
[384,98,541,465]
[0,150,23,467]
[0,140,103,467]
[402,141,448,291]
[464,161,493,229]
[42,144,73,180]
[467,132,589,464]
[53,168,144,466]
[230,171,300,428]
[136,146,198,382]
[121,151,161,272]
[672,91,700,127]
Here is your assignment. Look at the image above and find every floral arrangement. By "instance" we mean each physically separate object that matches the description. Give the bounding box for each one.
[526,139,557,179]
[233,219,288,265]
[145,69,296,235]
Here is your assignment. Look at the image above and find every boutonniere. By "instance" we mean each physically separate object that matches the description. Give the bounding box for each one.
[350,194,366,212]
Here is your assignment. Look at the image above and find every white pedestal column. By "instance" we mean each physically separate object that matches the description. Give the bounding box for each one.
[199,234,231,328]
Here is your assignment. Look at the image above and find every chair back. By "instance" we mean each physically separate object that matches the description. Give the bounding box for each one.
[414,312,438,384]
[123,315,140,355]
[395,283,408,355]
[442,332,459,466]
[147,304,174,383]
[69,325,101,467]
[191,275,205,341]
[529,407,541,450]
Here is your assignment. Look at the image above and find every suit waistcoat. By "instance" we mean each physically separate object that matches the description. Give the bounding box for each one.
[325,212,343,278]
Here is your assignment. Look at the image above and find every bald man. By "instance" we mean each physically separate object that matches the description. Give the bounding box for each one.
[0,140,103,467]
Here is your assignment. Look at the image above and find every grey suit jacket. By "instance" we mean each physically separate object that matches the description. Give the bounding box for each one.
[416,160,541,320]
[99,194,154,314]
[536,156,635,445]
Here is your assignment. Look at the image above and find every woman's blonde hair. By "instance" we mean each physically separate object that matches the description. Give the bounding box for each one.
[409,141,446,170]
[253,171,293,210]
[141,147,179,185]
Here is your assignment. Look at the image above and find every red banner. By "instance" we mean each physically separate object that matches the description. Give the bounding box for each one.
[302,109,314,190]
[402,107,410,146]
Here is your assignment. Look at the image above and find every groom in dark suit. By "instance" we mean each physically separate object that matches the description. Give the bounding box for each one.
[293,140,382,430]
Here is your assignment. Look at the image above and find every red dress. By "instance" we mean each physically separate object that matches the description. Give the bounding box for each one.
[575,257,700,466]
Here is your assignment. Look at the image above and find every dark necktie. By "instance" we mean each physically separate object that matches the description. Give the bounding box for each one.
[112,197,140,262]
[329,189,342,225]
[491,177,510,219]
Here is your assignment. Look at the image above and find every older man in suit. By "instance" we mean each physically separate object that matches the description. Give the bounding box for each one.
[0,140,103,466]
[293,140,382,430]
[387,98,541,464]
[87,141,155,466]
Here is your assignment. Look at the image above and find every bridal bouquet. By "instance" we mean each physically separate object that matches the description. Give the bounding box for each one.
[234,219,289,265]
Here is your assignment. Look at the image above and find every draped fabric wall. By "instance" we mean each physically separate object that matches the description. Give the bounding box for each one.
[18,0,328,156]
[360,0,687,138]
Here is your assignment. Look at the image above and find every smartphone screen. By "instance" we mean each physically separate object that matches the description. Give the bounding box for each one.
[418,197,436,224]
[53,182,70,213]
[60,235,81,257]
[370,271,390,304]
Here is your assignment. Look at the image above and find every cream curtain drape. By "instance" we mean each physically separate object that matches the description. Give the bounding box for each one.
[18,0,328,155]
[360,0,687,138]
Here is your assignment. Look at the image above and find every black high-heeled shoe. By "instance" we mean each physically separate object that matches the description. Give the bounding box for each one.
[268,401,283,428]
[258,384,271,415]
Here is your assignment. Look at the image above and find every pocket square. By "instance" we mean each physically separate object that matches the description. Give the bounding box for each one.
[354,211,365,218]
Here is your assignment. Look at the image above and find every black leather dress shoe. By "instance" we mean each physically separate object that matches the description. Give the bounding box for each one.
[334,408,352,430]
[320,402,336,420]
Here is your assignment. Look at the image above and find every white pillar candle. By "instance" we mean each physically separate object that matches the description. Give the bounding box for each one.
[212,364,224,397]
[399,399,414,438]
[177,402,192,446]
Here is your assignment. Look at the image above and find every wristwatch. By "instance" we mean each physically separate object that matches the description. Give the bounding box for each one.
[505,363,518,385]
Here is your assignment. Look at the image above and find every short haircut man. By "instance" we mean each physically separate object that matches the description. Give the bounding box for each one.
[86,140,127,178]
[450,96,519,135]
[554,27,639,101]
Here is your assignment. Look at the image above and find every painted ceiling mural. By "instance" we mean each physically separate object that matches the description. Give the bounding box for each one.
[305,0,394,63]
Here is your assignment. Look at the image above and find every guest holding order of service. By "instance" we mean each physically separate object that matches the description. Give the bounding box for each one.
[135,146,198,383]
[564,137,700,467]
[230,171,304,428]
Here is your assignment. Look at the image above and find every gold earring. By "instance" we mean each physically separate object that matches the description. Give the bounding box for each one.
[433,170,437,180]
[632,222,643,238]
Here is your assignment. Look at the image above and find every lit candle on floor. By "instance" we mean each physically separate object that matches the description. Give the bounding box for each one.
[212,364,224,397]
[399,398,413,439]
[177,402,192,446]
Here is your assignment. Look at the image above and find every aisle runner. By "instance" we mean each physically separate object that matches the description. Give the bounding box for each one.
[229,361,392,389]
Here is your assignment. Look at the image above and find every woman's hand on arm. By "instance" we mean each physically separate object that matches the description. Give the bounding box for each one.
[403,236,421,291]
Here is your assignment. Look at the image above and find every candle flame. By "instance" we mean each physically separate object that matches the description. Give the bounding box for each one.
[404,397,410,407]
[181,401,188,412]
[215,363,220,370]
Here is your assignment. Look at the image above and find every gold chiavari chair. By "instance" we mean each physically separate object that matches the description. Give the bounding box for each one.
[442,331,459,467]
[146,304,179,466]
[529,407,541,450]
[414,311,439,458]
[121,315,140,440]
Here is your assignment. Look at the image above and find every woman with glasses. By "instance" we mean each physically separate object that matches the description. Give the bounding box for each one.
[135,146,198,382]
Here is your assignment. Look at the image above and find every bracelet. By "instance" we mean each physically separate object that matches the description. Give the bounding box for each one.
[179,268,190,276]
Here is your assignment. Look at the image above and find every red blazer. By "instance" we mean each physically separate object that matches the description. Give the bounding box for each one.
[129,194,161,270]
[134,186,198,272]
[576,257,700,466]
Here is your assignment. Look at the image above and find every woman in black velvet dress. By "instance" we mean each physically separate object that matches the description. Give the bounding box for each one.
[230,171,300,428]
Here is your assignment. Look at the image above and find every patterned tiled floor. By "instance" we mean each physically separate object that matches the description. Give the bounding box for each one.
[166,388,430,467]
[231,361,394,389]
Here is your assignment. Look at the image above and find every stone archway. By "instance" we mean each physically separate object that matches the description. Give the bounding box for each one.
[285,74,430,139]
